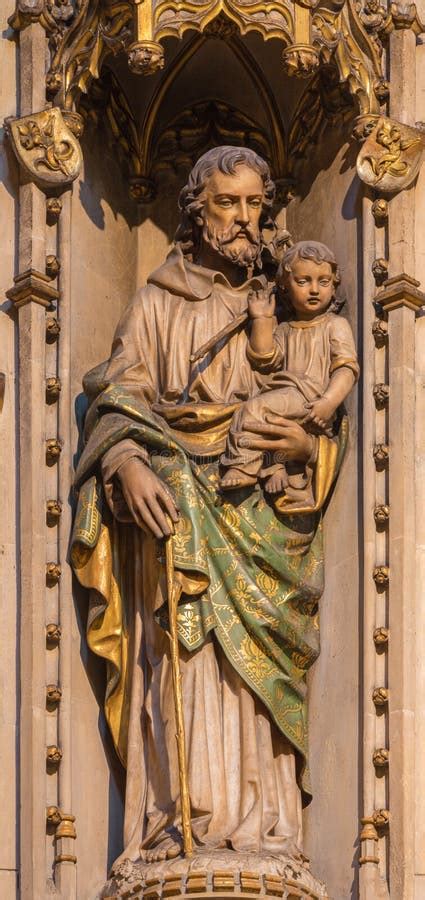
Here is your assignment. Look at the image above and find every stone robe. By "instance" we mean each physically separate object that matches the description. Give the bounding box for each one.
[71,245,347,865]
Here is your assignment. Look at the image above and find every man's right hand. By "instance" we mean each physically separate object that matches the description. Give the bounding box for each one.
[117,458,179,539]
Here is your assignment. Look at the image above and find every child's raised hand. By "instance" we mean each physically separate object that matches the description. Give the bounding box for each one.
[303,397,335,432]
[248,288,275,319]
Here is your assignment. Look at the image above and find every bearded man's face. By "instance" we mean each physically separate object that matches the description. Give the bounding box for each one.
[199,165,264,269]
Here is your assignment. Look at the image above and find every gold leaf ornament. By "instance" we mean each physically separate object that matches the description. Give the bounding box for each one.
[357,115,425,193]
[7,108,82,187]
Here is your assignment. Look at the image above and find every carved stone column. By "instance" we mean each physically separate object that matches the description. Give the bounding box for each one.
[6,4,82,893]
[5,21,52,899]
[385,13,422,898]
[376,276,425,899]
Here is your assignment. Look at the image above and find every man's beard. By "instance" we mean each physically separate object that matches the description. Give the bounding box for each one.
[202,221,263,270]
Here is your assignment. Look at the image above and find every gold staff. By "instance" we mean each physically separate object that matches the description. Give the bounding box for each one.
[165,528,193,857]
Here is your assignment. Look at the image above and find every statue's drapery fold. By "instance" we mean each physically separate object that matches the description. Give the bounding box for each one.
[72,386,348,801]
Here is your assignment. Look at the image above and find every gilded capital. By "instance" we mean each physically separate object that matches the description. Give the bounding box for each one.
[127,41,165,76]
[281,44,320,78]
[359,816,379,866]
[55,812,76,840]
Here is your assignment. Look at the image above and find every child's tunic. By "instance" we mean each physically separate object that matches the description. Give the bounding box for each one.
[221,311,359,486]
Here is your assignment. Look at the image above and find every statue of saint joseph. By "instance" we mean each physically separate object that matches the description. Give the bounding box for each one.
[71,146,347,885]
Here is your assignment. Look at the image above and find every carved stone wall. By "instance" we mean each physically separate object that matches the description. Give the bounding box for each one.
[287,132,362,898]
[0,13,19,899]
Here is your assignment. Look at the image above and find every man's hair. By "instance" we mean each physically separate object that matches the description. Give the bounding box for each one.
[175,145,275,258]
[277,240,344,314]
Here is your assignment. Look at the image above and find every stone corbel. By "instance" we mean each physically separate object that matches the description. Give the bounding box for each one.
[8,0,45,31]
[356,116,425,193]
[4,108,82,191]
[390,2,424,35]
[127,0,164,74]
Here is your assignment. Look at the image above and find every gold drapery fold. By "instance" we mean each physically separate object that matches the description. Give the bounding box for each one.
[74,522,130,766]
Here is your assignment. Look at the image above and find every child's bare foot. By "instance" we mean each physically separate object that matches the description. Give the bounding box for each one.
[220,469,257,490]
[264,468,288,494]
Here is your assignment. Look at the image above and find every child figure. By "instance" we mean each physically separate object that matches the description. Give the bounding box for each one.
[220,241,359,501]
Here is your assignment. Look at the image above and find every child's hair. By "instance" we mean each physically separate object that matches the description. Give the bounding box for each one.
[277,240,344,315]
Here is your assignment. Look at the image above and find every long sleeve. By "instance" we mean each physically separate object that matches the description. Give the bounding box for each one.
[246,318,285,374]
[103,285,161,405]
[328,315,360,381]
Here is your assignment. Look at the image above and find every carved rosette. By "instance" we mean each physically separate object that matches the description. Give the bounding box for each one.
[371,197,388,224]
[373,443,389,469]
[372,318,388,347]
[373,382,390,408]
[373,686,389,706]
[372,257,389,285]
[46,623,62,647]
[374,504,390,526]
[373,747,389,767]
[46,317,61,342]
[373,564,390,587]
[373,626,389,646]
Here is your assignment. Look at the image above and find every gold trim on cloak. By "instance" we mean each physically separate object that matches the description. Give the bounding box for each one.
[153,401,241,456]
[73,430,343,765]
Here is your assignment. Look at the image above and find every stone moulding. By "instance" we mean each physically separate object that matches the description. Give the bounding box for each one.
[6,268,60,308]
[374,273,425,313]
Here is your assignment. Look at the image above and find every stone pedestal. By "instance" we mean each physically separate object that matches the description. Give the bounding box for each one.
[99,851,328,900]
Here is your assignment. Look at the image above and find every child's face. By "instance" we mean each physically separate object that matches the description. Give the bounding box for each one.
[283,258,334,320]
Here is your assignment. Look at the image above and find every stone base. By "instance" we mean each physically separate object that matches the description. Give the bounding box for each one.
[99,850,328,900]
